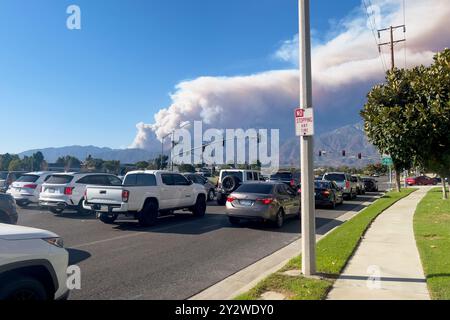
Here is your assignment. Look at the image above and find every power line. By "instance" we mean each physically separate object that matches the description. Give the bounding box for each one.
[362,0,388,73]
[377,24,406,70]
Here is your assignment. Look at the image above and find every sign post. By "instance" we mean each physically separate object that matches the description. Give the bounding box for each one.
[297,0,316,277]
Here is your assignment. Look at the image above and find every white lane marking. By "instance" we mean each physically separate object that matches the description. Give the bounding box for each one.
[71,216,224,249]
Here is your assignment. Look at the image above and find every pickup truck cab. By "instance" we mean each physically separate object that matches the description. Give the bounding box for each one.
[83,170,207,226]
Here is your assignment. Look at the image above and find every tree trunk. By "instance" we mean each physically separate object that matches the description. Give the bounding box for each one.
[442,178,448,200]
[395,170,401,192]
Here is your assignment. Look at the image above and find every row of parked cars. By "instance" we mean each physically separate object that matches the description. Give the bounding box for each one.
[212,169,380,228]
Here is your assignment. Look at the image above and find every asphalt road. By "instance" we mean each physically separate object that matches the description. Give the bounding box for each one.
[18,180,388,300]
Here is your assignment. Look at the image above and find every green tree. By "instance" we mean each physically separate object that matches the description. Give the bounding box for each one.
[135,161,150,170]
[8,159,23,171]
[56,156,82,171]
[361,68,418,192]
[153,155,169,170]
[103,160,121,174]
[178,163,196,173]
[407,50,450,199]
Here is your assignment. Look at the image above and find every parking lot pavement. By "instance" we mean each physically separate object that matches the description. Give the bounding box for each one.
[17,192,384,300]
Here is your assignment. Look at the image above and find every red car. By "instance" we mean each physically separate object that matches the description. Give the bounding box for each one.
[406,176,438,186]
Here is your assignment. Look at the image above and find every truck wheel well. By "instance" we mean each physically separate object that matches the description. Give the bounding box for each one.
[0,266,55,299]
[197,194,206,202]
[143,198,159,209]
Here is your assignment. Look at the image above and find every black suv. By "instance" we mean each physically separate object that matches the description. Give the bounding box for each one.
[268,171,301,189]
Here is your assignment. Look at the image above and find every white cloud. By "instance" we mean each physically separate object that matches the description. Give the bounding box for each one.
[131,0,450,149]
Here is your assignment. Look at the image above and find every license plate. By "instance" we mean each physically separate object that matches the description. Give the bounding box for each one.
[48,188,55,193]
[101,206,109,212]
[240,200,253,206]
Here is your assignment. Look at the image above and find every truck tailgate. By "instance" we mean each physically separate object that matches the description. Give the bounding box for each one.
[86,186,123,205]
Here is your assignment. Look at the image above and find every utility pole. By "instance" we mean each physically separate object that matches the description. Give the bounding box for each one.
[378,25,406,70]
[299,0,316,276]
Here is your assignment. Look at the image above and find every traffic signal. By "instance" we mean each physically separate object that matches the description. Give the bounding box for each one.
[319,150,322,157]
[358,153,362,160]
[342,150,346,157]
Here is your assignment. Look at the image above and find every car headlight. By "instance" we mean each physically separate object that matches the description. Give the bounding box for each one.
[43,237,64,248]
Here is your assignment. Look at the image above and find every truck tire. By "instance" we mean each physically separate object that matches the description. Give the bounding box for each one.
[138,200,159,227]
[0,275,48,300]
[50,208,64,214]
[99,213,118,224]
[192,195,207,217]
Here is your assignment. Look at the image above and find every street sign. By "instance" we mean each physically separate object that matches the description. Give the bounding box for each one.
[295,108,314,136]
[382,156,393,166]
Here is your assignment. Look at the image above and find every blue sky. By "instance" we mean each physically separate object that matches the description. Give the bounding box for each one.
[0,0,362,154]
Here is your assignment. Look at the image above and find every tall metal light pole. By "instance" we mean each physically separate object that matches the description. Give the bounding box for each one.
[299,0,316,276]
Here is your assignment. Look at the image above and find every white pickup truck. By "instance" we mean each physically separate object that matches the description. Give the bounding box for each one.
[83,170,207,226]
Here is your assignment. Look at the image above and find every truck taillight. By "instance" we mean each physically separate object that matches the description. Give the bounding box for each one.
[122,190,130,202]
[64,187,74,195]
[346,181,350,189]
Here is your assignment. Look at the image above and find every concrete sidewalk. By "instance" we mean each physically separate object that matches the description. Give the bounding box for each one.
[327,187,432,300]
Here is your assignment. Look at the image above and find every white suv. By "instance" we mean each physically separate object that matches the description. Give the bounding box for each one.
[7,172,53,208]
[0,223,69,300]
[216,170,262,205]
[39,172,123,214]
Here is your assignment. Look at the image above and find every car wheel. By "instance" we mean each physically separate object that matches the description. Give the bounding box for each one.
[207,189,215,201]
[49,207,64,214]
[228,217,240,226]
[329,200,336,209]
[99,213,118,224]
[192,195,207,217]
[0,275,48,301]
[16,201,29,208]
[138,200,159,227]
[274,209,284,228]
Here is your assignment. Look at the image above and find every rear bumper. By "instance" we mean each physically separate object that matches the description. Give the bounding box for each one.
[39,200,69,209]
[83,201,129,213]
[226,206,275,221]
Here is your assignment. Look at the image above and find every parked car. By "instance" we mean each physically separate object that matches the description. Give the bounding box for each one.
[406,176,438,186]
[322,172,356,200]
[183,173,216,201]
[0,223,69,300]
[362,177,379,192]
[268,171,301,189]
[0,171,26,193]
[314,180,344,209]
[352,175,366,195]
[216,170,262,205]
[226,181,300,228]
[0,193,18,225]
[6,172,53,208]
[39,172,123,214]
[83,170,207,226]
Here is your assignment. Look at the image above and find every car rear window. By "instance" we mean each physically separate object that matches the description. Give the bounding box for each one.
[235,184,274,194]
[45,175,74,184]
[16,175,40,183]
[315,181,331,189]
[324,174,346,182]
[271,172,292,180]
[124,174,157,186]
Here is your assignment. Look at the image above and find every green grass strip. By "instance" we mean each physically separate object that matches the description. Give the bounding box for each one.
[414,187,450,300]
[236,188,417,300]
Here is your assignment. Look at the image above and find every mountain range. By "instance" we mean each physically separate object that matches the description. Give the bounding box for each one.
[18,122,380,168]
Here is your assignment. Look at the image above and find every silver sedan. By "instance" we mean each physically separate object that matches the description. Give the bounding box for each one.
[225,182,300,228]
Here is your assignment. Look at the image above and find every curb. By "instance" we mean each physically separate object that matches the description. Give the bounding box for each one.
[189,196,381,300]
